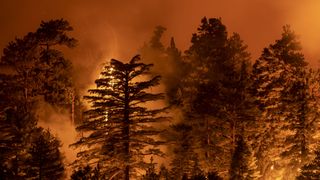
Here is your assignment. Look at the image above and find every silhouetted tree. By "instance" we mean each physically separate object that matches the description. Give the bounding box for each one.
[71,165,93,180]
[26,128,65,180]
[72,55,168,179]
[71,165,102,180]
[0,19,77,106]
[0,107,37,179]
[207,171,223,180]
[181,17,254,177]
[169,123,200,179]
[165,37,185,106]
[0,19,77,179]
[140,26,185,106]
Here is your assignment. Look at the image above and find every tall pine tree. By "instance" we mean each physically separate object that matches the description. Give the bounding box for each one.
[71,55,168,179]
[251,25,315,178]
[0,19,77,179]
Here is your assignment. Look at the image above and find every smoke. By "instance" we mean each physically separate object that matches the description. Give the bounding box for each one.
[3,0,320,174]
[35,101,77,175]
[285,0,320,66]
[2,1,320,85]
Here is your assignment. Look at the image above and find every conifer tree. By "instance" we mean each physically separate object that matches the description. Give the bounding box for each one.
[0,19,77,106]
[181,17,254,176]
[296,149,320,179]
[280,69,320,178]
[229,136,260,180]
[251,47,291,177]
[27,128,65,180]
[72,55,168,179]
[251,26,313,178]
[140,26,185,106]
[165,37,185,106]
[168,123,200,179]
[0,19,77,179]
[180,17,229,174]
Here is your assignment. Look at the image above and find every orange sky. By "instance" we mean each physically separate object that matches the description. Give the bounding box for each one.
[2,0,320,171]
[1,0,320,84]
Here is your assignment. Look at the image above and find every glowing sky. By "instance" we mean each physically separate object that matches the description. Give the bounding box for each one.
[1,0,320,84]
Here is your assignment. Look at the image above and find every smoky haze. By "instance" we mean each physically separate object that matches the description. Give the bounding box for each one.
[2,0,320,170]
[2,1,320,74]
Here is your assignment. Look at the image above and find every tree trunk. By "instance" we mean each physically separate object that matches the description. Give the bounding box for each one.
[124,71,130,180]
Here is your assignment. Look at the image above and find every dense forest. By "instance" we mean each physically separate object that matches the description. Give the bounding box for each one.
[1,17,320,180]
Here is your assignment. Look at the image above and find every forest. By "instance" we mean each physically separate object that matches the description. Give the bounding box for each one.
[1,17,320,180]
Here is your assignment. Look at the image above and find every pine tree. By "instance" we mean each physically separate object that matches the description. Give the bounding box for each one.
[229,136,260,180]
[165,37,185,106]
[280,69,320,178]
[251,47,291,177]
[250,25,312,178]
[0,106,37,179]
[0,19,77,106]
[26,128,65,180]
[296,149,320,179]
[181,17,254,176]
[168,123,200,179]
[277,29,320,178]
[0,19,77,179]
[180,17,229,174]
[71,55,168,179]
[140,26,185,106]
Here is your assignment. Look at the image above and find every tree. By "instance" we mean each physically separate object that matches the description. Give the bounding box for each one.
[142,157,160,180]
[296,149,320,179]
[250,47,291,177]
[165,37,185,106]
[26,128,65,180]
[71,165,93,180]
[250,25,313,178]
[179,17,229,174]
[168,123,200,179]
[229,136,260,180]
[0,19,77,179]
[280,69,320,178]
[0,19,77,106]
[0,106,37,179]
[180,17,254,176]
[72,55,168,179]
[140,26,185,106]
[71,165,102,180]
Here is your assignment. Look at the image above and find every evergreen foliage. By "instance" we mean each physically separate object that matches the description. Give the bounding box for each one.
[168,123,200,179]
[0,19,76,179]
[26,128,65,180]
[229,136,260,180]
[71,55,168,179]
[296,149,320,179]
